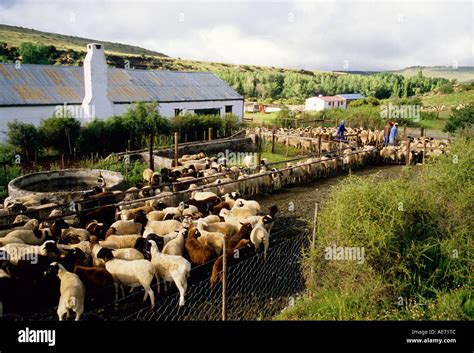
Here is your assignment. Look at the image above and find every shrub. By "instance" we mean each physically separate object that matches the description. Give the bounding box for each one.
[444,105,474,133]
[39,113,81,155]
[6,120,42,161]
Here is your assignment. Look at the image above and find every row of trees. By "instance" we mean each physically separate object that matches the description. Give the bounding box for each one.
[5,103,243,161]
[219,70,448,103]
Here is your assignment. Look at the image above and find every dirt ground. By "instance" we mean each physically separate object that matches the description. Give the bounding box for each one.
[255,164,413,230]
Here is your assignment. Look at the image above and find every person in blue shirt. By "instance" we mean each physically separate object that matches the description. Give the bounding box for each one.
[389,122,398,145]
[336,120,347,140]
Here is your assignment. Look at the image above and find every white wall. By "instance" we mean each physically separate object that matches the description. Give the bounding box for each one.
[305,97,326,111]
[114,99,244,119]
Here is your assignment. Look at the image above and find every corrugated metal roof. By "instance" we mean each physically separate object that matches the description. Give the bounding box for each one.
[0,63,243,106]
[336,93,365,100]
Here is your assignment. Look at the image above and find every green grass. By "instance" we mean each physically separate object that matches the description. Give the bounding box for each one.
[277,135,474,320]
[421,90,474,107]
[393,66,474,83]
[245,112,279,125]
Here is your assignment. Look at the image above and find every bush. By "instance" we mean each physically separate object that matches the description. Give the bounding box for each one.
[170,113,241,141]
[444,105,474,133]
[39,113,81,155]
[19,42,51,65]
[438,83,454,94]
[6,120,42,161]
[279,137,474,320]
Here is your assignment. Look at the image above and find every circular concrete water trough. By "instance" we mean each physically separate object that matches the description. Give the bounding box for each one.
[8,169,125,204]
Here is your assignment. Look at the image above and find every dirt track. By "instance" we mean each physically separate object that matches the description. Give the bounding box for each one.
[255,164,410,230]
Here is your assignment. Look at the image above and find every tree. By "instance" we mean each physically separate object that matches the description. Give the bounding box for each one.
[6,120,42,161]
[444,105,474,133]
[19,42,50,64]
[39,113,81,155]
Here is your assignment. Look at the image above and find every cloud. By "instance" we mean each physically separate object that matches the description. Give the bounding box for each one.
[0,0,472,71]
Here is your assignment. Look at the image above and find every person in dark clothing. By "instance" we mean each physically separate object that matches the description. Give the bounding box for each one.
[383,121,393,146]
[336,120,347,140]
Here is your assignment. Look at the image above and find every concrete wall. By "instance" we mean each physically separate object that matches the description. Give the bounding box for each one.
[114,99,244,119]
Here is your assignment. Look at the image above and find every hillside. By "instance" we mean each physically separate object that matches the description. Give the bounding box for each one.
[393,66,474,83]
[0,24,168,57]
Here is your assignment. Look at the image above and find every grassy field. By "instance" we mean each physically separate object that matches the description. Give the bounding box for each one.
[421,90,474,107]
[393,66,474,83]
[0,24,167,57]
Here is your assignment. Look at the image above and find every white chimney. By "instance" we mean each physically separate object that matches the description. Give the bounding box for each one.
[82,43,114,120]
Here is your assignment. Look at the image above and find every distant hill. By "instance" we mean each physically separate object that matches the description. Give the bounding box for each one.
[0,24,168,57]
[393,66,474,83]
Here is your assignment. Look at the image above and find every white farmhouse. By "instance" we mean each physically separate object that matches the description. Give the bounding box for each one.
[0,43,244,135]
[304,95,346,111]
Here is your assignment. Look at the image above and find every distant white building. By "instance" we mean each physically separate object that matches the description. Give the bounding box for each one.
[305,95,346,111]
[305,93,365,112]
[0,43,244,136]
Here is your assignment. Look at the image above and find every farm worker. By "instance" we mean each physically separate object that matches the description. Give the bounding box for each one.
[389,122,399,145]
[383,121,393,146]
[336,120,347,140]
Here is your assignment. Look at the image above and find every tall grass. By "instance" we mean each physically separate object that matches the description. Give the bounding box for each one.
[278,134,474,320]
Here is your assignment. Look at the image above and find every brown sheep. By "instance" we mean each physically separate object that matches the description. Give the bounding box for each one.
[184,228,217,266]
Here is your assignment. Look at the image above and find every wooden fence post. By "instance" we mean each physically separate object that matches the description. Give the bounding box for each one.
[208,127,212,141]
[222,238,227,321]
[271,125,276,154]
[174,132,179,167]
[286,136,289,157]
[406,139,411,166]
[61,154,64,169]
[310,203,319,286]
[149,134,154,171]
[318,135,322,156]
[403,124,407,138]
[423,139,427,165]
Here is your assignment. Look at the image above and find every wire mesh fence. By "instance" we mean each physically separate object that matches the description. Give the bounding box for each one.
[12,227,309,322]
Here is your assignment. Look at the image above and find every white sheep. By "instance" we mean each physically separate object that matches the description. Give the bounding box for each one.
[146,210,166,222]
[0,219,39,238]
[2,240,59,264]
[143,220,182,237]
[250,219,271,261]
[96,248,155,308]
[148,240,191,306]
[99,234,141,249]
[195,223,225,256]
[162,227,187,256]
[0,228,52,246]
[46,262,85,321]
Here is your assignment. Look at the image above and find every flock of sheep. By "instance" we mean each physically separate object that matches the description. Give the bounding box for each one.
[380,137,450,164]
[0,127,450,321]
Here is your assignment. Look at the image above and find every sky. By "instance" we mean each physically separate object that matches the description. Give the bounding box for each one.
[0,0,472,71]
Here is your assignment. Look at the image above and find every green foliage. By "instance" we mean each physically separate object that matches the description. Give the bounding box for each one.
[6,120,42,161]
[19,42,52,64]
[444,105,474,133]
[438,83,454,94]
[170,113,241,141]
[279,137,474,320]
[122,102,171,149]
[348,96,380,107]
[219,70,447,103]
[39,111,81,155]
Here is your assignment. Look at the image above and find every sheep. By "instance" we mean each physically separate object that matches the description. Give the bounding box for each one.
[2,240,60,265]
[0,219,39,238]
[61,227,91,244]
[210,238,251,288]
[201,215,221,224]
[105,211,148,237]
[99,235,141,250]
[73,265,115,306]
[0,228,52,246]
[184,228,217,266]
[79,205,117,229]
[187,196,221,215]
[143,220,182,237]
[85,220,106,240]
[163,202,185,218]
[148,239,191,306]
[146,210,167,222]
[57,241,92,266]
[191,191,219,201]
[13,214,30,224]
[250,216,273,261]
[197,219,239,238]
[195,228,225,256]
[96,247,155,309]
[162,227,187,256]
[44,262,85,321]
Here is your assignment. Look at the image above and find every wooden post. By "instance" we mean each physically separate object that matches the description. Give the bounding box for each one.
[310,202,319,286]
[204,131,206,141]
[406,140,411,166]
[149,134,154,171]
[73,147,76,162]
[286,136,289,157]
[127,140,131,152]
[174,132,179,167]
[125,149,129,183]
[318,135,322,156]
[423,139,427,165]
[271,125,276,154]
[194,131,197,141]
[185,134,188,143]
[222,238,227,321]
[420,126,424,137]
[91,152,94,165]
[61,154,64,169]
[257,130,262,166]
[208,127,212,141]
